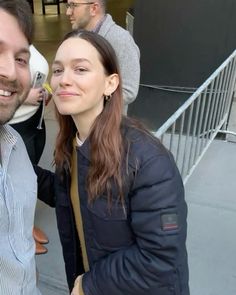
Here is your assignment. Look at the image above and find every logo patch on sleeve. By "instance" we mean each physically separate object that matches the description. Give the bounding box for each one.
[161,213,179,231]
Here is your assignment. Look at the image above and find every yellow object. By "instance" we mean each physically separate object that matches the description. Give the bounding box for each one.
[43,83,52,94]
[70,139,90,272]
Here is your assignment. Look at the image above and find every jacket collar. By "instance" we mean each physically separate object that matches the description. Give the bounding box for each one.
[93,14,107,33]
[96,14,115,36]
[75,122,143,170]
[76,119,129,161]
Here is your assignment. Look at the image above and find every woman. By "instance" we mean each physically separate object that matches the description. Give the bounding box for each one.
[36,30,189,295]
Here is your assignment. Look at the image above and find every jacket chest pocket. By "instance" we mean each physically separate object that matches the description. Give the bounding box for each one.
[87,197,134,249]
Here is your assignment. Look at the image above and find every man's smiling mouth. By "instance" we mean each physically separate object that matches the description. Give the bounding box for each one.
[0,89,13,97]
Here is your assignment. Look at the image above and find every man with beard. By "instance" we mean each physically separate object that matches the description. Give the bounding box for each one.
[65,0,140,114]
[0,0,41,294]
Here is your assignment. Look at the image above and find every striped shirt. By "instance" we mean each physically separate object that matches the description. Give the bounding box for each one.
[0,125,41,295]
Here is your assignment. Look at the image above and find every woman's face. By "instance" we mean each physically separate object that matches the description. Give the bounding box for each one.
[51,37,114,121]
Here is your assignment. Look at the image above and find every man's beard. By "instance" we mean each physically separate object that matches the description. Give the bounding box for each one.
[0,99,21,125]
[0,78,29,125]
[73,10,91,30]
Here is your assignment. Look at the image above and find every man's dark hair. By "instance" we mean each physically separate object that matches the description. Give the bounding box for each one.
[0,0,34,44]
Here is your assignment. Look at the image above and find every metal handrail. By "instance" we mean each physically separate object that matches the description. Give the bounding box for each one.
[126,10,236,183]
[154,50,236,184]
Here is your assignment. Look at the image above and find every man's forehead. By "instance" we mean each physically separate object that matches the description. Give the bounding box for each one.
[0,10,29,53]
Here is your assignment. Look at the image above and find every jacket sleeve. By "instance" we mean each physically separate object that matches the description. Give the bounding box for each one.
[34,165,56,207]
[81,153,188,294]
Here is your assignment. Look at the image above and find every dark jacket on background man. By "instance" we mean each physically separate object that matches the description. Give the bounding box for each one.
[36,122,189,295]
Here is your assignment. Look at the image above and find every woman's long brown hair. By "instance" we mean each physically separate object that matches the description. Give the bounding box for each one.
[53,30,124,204]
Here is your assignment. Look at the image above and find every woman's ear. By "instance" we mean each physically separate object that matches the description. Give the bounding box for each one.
[104,73,119,96]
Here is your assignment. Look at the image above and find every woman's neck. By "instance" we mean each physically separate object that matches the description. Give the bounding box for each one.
[72,114,93,142]
[72,107,103,142]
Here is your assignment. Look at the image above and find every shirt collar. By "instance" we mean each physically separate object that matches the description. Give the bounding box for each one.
[0,125,17,146]
[92,14,107,33]
[76,132,85,147]
[75,136,90,161]
[0,125,17,166]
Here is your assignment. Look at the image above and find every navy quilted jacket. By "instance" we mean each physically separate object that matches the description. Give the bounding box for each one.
[36,123,189,295]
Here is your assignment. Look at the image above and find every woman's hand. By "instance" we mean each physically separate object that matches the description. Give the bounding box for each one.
[71,285,79,295]
[71,275,83,295]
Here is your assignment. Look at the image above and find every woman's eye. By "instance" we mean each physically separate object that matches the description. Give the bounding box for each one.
[75,67,88,73]
[52,68,63,75]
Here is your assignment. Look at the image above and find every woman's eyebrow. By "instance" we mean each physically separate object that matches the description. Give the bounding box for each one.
[52,58,92,66]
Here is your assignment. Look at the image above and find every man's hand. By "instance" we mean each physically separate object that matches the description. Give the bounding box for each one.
[24,87,45,106]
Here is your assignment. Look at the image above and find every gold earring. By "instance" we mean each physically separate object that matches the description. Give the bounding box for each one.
[104,94,112,101]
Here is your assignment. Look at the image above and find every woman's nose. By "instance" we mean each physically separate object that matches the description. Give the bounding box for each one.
[59,70,72,86]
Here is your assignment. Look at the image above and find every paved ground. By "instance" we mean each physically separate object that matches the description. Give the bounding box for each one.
[186,139,236,295]
[185,100,236,295]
